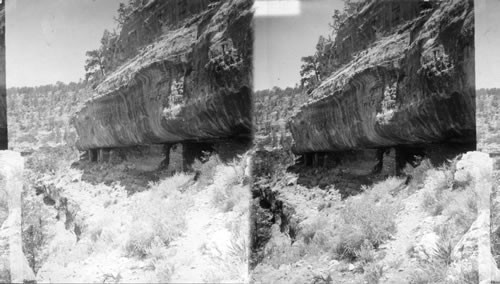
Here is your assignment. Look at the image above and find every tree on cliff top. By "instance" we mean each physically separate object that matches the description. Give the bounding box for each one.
[115,3,132,26]
[329,0,366,36]
[84,29,119,85]
[299,36,332,91]
[299,55,320,90]
[300,0,366,90]
[84,0,147,86]
[84,49,105,83]
[114,0,145,26]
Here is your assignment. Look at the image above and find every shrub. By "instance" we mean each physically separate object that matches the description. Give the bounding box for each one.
[425,169,450,193]
[410,219,475,284]
[153,258,175,283]
[148,173,192,197]
[125,219,156,258]
[364,263,384,284]
[356,240,376,264]
[297,176,399,261]
[0,186,8,225]
[334,224,367,260]
[22,181,53,273]
[369,176,406,200]
[409,260,448,284]
[262,225,302,268]
[203,222,250,283]
[443,187,477,235]
[420,167,469,217]
[26,153,59,174]
[125,179,193,258]
[340,194,398,249]
[491,198,500,265]
[434,239,453,266]
[211,161,247,212]
[448,267,478,284]
[227,224,249,264]
[422,190,446,216]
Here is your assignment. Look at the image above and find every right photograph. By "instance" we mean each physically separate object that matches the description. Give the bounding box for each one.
[251,0,481,283]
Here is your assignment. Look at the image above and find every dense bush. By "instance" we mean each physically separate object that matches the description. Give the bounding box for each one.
[336,192,398,259]
[22,178,53,273]
[125,176,193,258]
[277,177,401,263]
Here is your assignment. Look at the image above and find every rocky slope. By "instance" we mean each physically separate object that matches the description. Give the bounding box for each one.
[290,0,475,154]
[74,0,253,151]
[20,149,250,283]
[7,83,89,154]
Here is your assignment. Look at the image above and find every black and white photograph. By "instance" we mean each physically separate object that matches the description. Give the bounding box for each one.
[3,0,252,282]
[251,0,487,283]
[1,0,500,283]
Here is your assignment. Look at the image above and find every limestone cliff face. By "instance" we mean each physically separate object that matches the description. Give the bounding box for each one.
[290,0,475,154]
[74,0,252,150]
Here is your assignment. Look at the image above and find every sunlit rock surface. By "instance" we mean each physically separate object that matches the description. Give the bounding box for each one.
[290,0,474,154]
[74,0,253,150]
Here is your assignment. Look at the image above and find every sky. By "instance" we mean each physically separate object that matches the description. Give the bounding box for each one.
[254,0,343,91]
[6,0,122,87]
[3,0,500,89]
[475,0,500,89]
[255,0,500,91]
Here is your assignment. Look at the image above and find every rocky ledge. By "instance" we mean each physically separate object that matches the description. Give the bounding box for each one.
[290,0,475,154]
[73,0,253,151]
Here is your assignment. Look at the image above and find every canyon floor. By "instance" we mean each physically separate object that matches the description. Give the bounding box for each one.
[251,153,485,284]
[21,147,250,283]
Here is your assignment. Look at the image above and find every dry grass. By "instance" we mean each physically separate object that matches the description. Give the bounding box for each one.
[125,174,194,258]
[285,176,401,263]
[210,158,248,213]
[152,257,175,283]
[364,262,385,284]
[336,195,398,259]
[409,157,478,284]
[202,225,249,283]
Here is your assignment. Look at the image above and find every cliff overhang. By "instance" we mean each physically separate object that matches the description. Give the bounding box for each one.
[73,0,253,151]
[289,0,475,154]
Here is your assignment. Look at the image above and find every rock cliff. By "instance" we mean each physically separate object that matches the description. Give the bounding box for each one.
[290,0,475,154]
[74,0,253,151]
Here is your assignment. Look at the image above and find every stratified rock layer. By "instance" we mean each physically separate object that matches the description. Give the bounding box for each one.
[74,0,252,150]
[290,0,474,154]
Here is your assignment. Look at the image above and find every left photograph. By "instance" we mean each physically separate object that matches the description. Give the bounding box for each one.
[3,0,253,282]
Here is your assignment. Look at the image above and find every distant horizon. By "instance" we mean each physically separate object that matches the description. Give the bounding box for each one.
[6,80,85,90]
